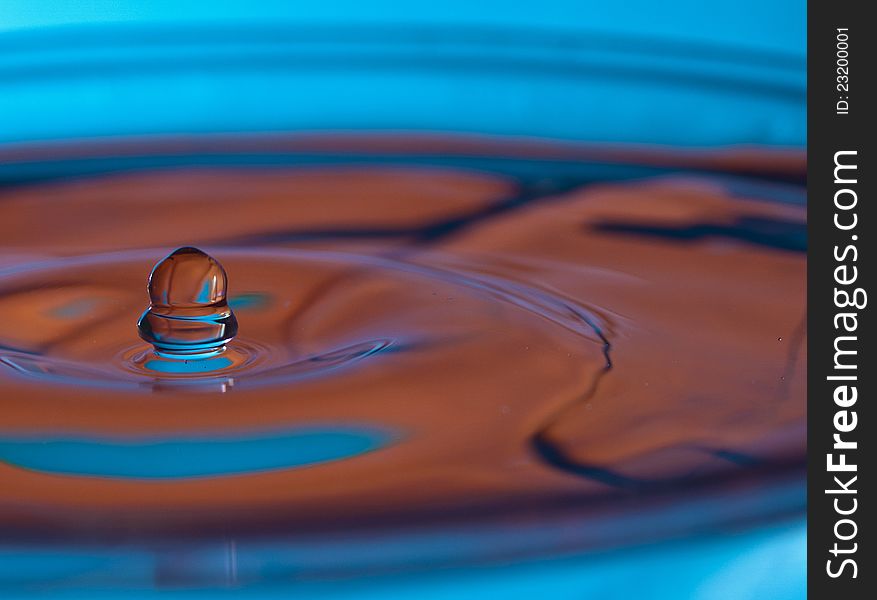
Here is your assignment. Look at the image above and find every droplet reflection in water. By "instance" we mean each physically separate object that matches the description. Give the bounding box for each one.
[137,247,239,359]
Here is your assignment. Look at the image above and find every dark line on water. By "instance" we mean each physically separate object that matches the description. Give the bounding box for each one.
[0,150,806,191]
[528,301,622,485]
[216,177,589,252]
[590,215,807,253]
[0,23,806,70]
[273,178,588,338]
[710,448,763,467]
[529,302,798,492]
[0,53,804,104]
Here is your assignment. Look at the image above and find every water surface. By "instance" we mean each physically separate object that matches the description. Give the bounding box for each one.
[0,134,805,593]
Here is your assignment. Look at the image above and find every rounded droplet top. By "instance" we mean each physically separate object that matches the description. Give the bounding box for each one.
[138,247,238,358]
[148,246,228,308]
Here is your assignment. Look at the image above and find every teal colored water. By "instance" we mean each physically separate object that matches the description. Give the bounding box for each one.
[0,427,392,478]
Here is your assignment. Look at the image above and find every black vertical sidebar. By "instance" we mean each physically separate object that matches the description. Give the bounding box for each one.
[808,0,874,597]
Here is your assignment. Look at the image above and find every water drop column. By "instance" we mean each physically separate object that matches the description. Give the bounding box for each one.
[137,247,238,358]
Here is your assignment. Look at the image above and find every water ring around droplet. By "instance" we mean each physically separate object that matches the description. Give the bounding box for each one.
[0,248,608,393]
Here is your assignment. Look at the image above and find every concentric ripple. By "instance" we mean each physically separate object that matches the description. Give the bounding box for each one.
[0,248,607,393]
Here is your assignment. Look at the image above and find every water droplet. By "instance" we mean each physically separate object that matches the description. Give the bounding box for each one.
[777,337,783,342]
[137,247,238,359]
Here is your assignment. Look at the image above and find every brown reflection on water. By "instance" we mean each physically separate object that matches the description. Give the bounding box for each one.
[0,138,804,548]
[439,177,805,488]
[0,167,512,254]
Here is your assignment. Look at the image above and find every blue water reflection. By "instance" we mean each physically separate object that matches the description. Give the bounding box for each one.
[0,2,804,147]
[0,520,804,599]
[0,426,393,478]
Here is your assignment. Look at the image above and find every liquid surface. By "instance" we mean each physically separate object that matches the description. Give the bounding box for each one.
[0,135,805,587]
